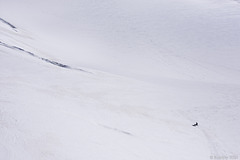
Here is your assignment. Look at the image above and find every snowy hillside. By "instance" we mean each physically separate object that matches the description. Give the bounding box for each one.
[1,0,240,159]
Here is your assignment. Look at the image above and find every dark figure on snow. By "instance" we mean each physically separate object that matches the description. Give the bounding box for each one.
[192,122,198,127]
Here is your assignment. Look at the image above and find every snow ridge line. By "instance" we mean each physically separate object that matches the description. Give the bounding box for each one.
[0,18,17,30]
[0,41,90,73]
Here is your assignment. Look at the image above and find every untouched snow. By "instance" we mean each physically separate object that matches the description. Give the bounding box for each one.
[1,0,240,159]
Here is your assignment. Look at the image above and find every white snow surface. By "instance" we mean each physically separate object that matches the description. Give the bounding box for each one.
[0,0,240,159]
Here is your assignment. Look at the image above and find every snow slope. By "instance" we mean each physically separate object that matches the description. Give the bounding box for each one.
[1,0,240,159]
[1,0,240,83]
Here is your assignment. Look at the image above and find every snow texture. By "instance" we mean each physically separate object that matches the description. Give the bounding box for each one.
[0,0,240,159]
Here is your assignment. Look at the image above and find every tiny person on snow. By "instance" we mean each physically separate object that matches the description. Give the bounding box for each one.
[192,122,198,126]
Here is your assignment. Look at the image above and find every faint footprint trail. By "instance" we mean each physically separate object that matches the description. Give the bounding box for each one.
[178,110,226,157]
[0,41,91,73]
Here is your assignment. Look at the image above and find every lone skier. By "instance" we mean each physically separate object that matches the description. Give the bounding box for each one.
[192,122,198,127]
